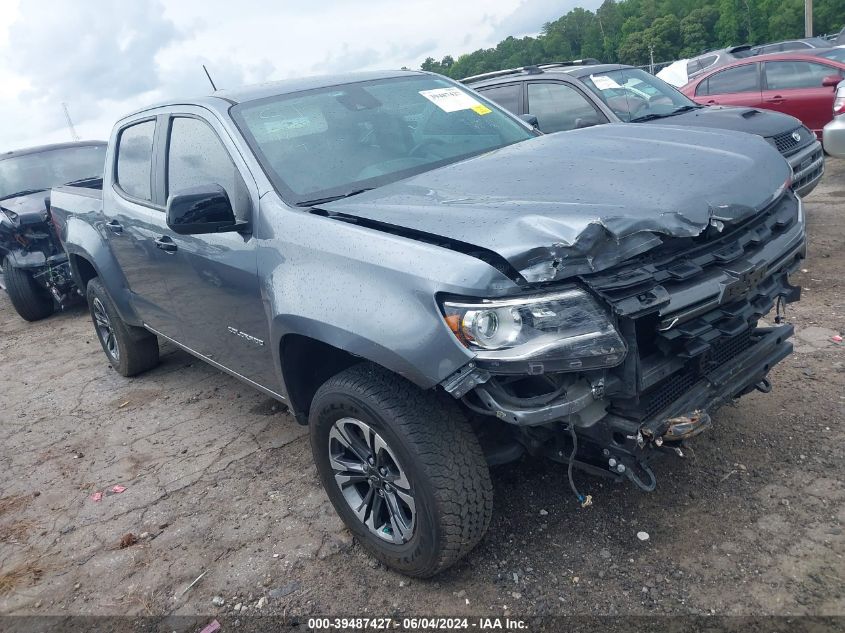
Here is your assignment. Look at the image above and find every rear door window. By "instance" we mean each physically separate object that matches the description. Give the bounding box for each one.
[116,120,156,201]
[765,61,841,90]
[526,81,606,133]
[477,83,522,115]
[704,64,760,94]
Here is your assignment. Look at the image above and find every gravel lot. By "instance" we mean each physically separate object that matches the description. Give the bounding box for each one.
[0,160,843,622]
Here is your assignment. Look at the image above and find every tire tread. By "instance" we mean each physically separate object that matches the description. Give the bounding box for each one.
[86,278,159,376]
[312,363,493,577]
[3,258,54,321]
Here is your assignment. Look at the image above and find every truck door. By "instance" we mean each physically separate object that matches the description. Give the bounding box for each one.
[158,112,275,389]
[105,117,182,336]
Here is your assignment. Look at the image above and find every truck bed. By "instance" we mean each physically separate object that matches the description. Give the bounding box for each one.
[50,182,104,237]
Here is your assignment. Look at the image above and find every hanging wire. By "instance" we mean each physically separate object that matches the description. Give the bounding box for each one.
[566,418,592,507]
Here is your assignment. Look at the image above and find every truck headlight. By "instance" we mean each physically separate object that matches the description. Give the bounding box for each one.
[442,288,627,369]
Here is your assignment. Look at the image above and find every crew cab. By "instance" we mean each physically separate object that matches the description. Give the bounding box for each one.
[51,70,805,577]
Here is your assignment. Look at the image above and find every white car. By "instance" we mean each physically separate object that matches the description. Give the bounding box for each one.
[823,80,845,157]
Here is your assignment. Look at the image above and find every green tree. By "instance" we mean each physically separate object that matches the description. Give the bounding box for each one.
[421,0,845,76]
[680,7,719,56]
[420,57,441,72]
[617,31,651,64]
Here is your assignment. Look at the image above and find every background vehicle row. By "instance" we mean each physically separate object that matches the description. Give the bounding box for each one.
[0,142,106,320]
[463,61,824,197]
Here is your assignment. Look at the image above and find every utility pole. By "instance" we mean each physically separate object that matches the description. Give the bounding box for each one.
[649,44,655,75]
[61,102,80,141]
[805,0,813,37]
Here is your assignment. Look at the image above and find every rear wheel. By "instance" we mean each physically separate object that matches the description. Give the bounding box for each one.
[3,258,54,322]
[86,277,159,376]
[309,363,493,577]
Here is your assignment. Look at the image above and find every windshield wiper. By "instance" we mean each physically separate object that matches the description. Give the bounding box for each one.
[0,188,46,201]
[630,104,702,123]
[296,188,374,207]
[629,113,667,122]
[669,104,701,114]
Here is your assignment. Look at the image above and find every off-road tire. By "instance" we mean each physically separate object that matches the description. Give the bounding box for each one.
[309,362,493,577]
[86,277,159,377]
[3,257,54,321]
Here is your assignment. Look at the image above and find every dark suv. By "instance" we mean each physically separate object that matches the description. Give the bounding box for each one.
[463,62,824,197]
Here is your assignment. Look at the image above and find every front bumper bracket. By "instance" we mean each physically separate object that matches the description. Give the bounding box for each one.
[641,323,793,439]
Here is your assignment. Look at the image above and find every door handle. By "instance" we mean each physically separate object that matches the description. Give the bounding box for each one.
[154,236,178,253]
[765,95,784,104]
[706,99,718,105]
[105,219,123,234]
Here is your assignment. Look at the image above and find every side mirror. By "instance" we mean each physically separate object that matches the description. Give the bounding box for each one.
[166,184,246,235]
[518,113,540,129]
[822,74,841,88]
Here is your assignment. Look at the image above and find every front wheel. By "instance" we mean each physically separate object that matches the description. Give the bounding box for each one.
[3,258,54,322]
[86,277,159,376]
[309,363,493,577]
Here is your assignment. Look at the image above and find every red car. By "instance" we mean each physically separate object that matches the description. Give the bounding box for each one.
[681,49,845,138]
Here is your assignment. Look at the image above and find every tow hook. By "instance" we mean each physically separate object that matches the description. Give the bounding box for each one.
[662,410,712,442]
[755,377,772,393]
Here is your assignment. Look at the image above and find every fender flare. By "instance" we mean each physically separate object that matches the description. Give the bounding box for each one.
[63,216,143,326]
[271,315,451,389]
[270,314,472,421]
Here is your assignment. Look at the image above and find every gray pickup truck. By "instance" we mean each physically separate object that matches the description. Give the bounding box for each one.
[51,70,805,577]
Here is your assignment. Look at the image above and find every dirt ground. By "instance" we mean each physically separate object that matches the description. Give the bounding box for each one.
[0,160,843,624]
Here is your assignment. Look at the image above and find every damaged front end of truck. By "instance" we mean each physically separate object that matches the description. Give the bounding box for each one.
[0,142,106,320]
[440,189,804,492]
[323,124,805,493]
[0,191,78,306]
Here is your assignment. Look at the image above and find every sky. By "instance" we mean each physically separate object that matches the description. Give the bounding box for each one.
[0,0,601,150]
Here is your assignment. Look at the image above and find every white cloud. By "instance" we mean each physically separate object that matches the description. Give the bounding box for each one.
[489,0,604,40]
[0,0,585,149]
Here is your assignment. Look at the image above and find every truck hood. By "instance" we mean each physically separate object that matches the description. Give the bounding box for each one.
[321,124,790,283]
[641,105,801,139]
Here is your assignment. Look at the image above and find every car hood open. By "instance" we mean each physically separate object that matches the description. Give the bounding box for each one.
[321,124,790,283]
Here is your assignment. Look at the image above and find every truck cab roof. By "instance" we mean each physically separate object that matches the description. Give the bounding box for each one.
[118,69,427,121]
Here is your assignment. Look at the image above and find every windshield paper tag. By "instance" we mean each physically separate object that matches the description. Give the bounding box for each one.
[420,87,489,113]
[590,75,622,90]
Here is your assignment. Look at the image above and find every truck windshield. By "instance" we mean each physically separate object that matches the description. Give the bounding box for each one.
[580,68,698,122]
[231,75,534,206]
[0,145,106,200]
